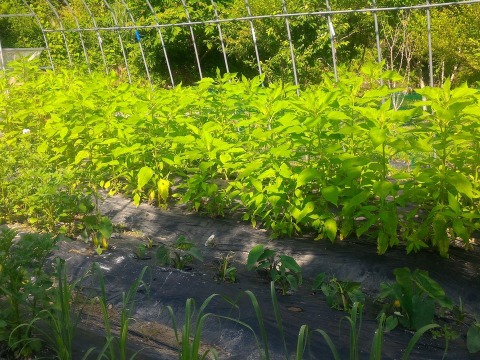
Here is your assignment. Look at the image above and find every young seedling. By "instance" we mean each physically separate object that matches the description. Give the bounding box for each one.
[83,214,113,255]
[216,252,237,283]
[312,272,365,311]
[156,235,203,270]
[247,244,302,295]
[378,267,452,330]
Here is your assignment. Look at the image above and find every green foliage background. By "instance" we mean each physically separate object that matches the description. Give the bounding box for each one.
[1,0,480,86]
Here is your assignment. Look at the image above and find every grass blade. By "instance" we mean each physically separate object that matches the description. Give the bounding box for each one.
[270,281,288,359]
[244,290,270,360]
[296,325,309,360]
[401,324,439,360]
[311,329,341,360]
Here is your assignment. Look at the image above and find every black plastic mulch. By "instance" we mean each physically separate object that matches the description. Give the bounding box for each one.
[52,194,480,359]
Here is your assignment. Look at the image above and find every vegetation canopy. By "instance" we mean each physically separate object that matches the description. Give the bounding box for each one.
[0,60,479,257]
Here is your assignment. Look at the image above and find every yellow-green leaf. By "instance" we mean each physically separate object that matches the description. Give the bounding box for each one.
[321,186,339,206]
[137,166,154,190]
[324,218,337,242]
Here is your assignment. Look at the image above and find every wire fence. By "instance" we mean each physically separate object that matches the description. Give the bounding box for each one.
[1,0,480,88]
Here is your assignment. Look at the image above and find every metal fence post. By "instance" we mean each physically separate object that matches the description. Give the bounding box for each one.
[180,0,203,79]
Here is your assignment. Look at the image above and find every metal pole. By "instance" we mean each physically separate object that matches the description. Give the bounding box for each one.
[103,0,132,83]
[119,0,153,89]
[43,0,73,66]
[22,0,54,71]
[282,0,300,94]
[210,0,230,73]
[244,0,262,76]
[180,0,203,79]
[62,0,91,73]
[79,0,108,74]
[145,0,175,87]
[0,39,5,72]
[372,0,383,86]
[325,0,338,82]
[426,0,434,87]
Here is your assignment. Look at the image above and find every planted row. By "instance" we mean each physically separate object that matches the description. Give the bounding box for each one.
[2,227,479,359]
[1,60,479,256]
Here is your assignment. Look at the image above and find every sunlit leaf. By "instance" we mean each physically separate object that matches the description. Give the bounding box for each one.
[324,219,337,242]
[321,186,339,206]
[296,168,320,188]
[137,166,154,190]
[447,172,473,199]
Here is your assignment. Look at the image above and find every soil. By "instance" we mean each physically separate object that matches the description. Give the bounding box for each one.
[48,194,480,359]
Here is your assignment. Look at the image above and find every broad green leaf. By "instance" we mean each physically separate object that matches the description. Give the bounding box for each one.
[156,246,171,266]
[296,168,320,188]
[369,127,387,147]
[187,247,203,262]
[385,316,398,332]
[451,84,477,99]
[251,179,263,192]
[356,216,376,238]
[380,70,403,82]
[238,161,263,179]
[411,295,435,330]
[373,181,393,200]
[447,192,461,215]
[432,214,449,257]
[278,255,301,273]
[157,179,170,203]
[312,273,326,290]
[219,153,232,164]
[286,274,299,290]
[377,230,388,255]
[247,244,265,271]
[344,191,370,211]
[98,216,113,241]
[324,218,337,242]
[278,163,293,178]
[133,193,141,207]
[414,270,452,309]
[452,219,469,242]
[270,143,292,158]
[321,186,339,206]
[258,168,276,180]
[112,143,141,158]
[74,150,90,165]
[447,172,473,198]
[327,111,352,121]
[292,202,315,223]
[137,166,154,190]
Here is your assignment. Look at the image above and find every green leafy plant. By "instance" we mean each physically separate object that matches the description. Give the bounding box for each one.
[247,244,302,295]
[215,252,237,283]
[44,258,86,360]
[246,282,438,360]
[431,324,460,359]
[10,258,90,360]
[83,215,114,254]
[134,244,148,260]
[1,62,479,258]
[312,272,365,311]
[94,264,150,360]
[379,267,453,330]
[0,227,56,357]
[156,236,203,270]
[167,296,221,360]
